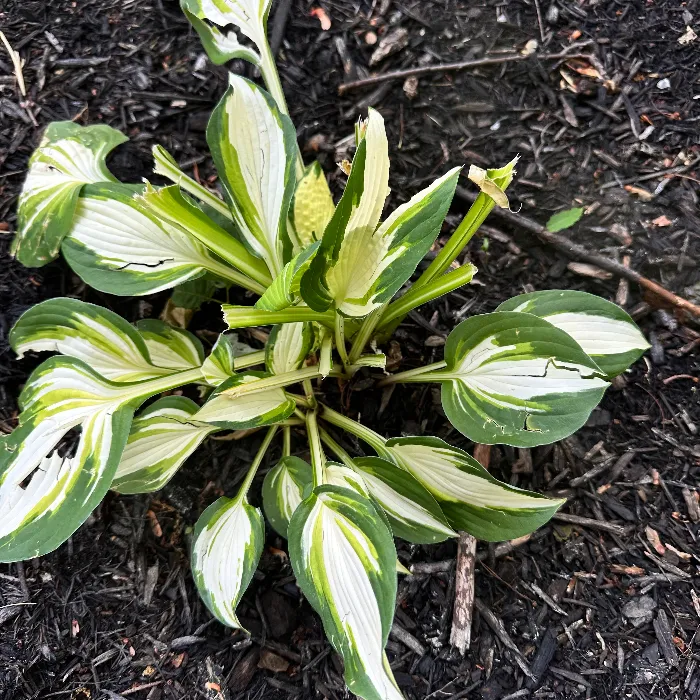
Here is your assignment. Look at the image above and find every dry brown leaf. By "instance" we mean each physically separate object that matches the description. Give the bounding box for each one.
[645,525,666,555]
[624,185,654,201]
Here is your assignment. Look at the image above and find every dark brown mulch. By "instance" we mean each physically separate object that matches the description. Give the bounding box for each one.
[1,1,699,699]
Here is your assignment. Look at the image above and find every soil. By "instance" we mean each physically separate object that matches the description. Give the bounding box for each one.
[1,1,700,699]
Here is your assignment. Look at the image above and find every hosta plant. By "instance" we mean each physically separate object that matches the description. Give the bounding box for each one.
[3,2,650,699]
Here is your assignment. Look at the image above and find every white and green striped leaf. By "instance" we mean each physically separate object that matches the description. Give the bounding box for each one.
[112,397,215,494]
[301,109,460,317]
[288,487,404,700]
[135,319,205,372]
[324,462,370,496]
[289,162,335,250]
[61,183,221,296]
[207,74,297,276]
[193,372,295,428]
[265,322,313,375]
[9,298,172,382]
[496,290,649,377]
[0,357,190,562]
[262,456,312,537]
[181,4,260,65]
[434,312,609,447]
[181,0,271,56]
[136,183,271,288]
[385,436,565,541]
[352,457,455,544]
[255,241,320,311]
[191,494,264,629]
[13,121,127,267]
[202,334,237,386]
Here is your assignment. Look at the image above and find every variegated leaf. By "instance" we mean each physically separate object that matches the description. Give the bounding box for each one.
[207,74,297,276]
[181,0,271,52]
[435,312,609,447]
[191,494,264,628]
[61,183,228,295]
[265,322,313,375]
[137,183,271,289]
[289,162,335,249]
[496,290,649,377]
[9,297,171,382]
[13,121,127,267]
[194,372,295,428]
[255,241,320,311]
[301,109,460,317]
[262,456,312,537]
[112,397,215,494]
[352,457,455,544]
[288,487,404,700]
[181,4,260,65]
[385,436,565,541]
[324,462,370,496]
[136,319,205,371]
[0,357,197,562]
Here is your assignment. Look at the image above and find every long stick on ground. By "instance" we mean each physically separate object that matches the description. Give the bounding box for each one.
[455,186,700,319]
[337,50,594,95]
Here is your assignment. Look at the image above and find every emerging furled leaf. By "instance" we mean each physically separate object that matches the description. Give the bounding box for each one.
[437,312,609,447]
[112,397,216,494]
[289,487,404,700]
[13,121,127,267]
[62,183,230,295]
[181,4,261,65]
[301,109,460,317]
[466,157,518,209]
[194,372,295,428]
[255,241,319,311]
[385,437,564,541]
[10,298,171,382]
[191,494,265,628]
[496,290,649,377]
[0,357,195,562]
[262,456,312,537]
[265,322,313,375]
[289,162,335,249]
[207,74,297,276]
[135,319,205,371]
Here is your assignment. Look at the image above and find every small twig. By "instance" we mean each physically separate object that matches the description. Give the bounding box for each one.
[339,54,527,94]
[473,598,536,680]
[0,30,27,96]
[552,511,627,536]
[338,51,594,94]
[455,187,700,320]
[599,157,700,190]
[390,622,427,656]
